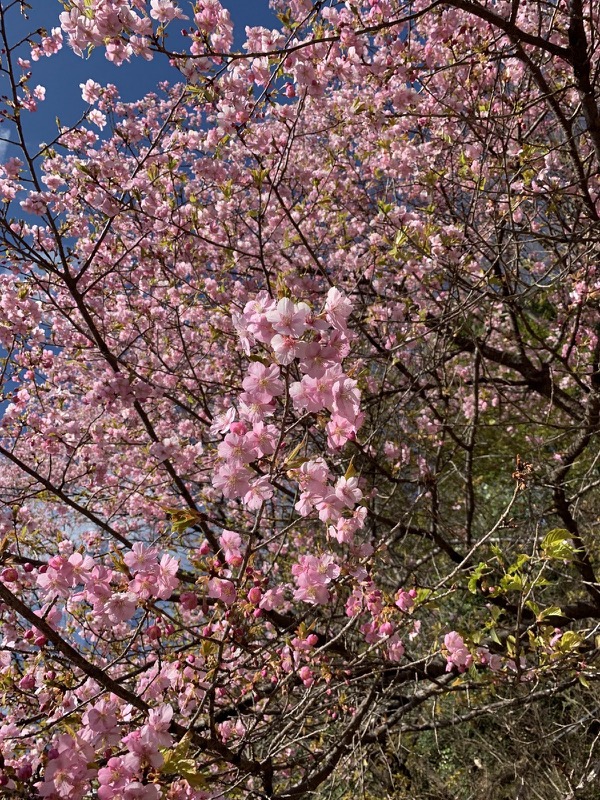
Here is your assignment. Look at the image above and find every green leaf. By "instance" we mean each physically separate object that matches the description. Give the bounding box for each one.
[284,436,307,467]
[162,507,204,536]
[468,562,490,594]
[161,737,207,789]
[541,529,579,561]
[508,553,530,573]
[344,458,357,480]
[556,630,583,653]
[490,544,505,565]
[525,600,540,616]
[488,628,502,646]
[536,605,563,621]
[500,573,523,592]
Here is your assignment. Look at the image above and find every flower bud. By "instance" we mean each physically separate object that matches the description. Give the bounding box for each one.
[1,567,18,583]
[146,624,161,640]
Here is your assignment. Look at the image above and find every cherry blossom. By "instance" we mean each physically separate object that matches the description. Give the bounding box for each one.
[0,0,597,796]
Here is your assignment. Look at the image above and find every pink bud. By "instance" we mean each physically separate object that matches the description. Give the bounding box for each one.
[18,674,36,691]
[229,421,247,435]
[146,624,161,640]
[180,591,198,610]
[299,666,313,686]
[15,764,32,781]
[1,567,18,583]
[247,586,262,605]
[225,552,243,568]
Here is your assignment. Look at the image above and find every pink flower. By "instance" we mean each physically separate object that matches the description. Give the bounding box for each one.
[289,376,327,413]
[292,554,340,605]
[477,647,503,671]
[266,298,310,336]
[123,782,161,799]
[104,592,137,623]
[98,756,134,796]
[238,394,276,422]
[83,699,118,734]
[242,362,284,398]
[332,377,361,421]
[246,422,278,456]
[395,589,416,612]
[209,407,236,435]
[36,735,95,799]
[327,414,356,449]
[218,432,258,464]
[297,340,336,378]
[213,463,252,498]
[298,458,331,494]
[387,637,405,662]
[80,79,102,103]
[208,578,237,606]
[270,334,298,365]
[129,570,158,600]
[219,529,243,565]
[150,0,186,22]
[220,529,242,552]
[444,631,473,672]
[179,591,198,610]
[232,312,254,354]
[68,552,94,581]
[325,287,352,331]
[36,561,72,599]
[124,543,159,573]
[334,476,362,507]
[244,476,274,510]
[314,492,343,523]
[259,586,286,610]
[156,554,179,599]
[121,729,164,769]
[82,565,113,606]
[298,665,314,686]
[141,704,173,749]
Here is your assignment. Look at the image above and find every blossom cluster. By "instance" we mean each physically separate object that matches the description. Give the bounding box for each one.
[35,543,179,629]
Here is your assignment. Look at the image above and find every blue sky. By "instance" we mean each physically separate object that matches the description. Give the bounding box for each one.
[1,0,276,158]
